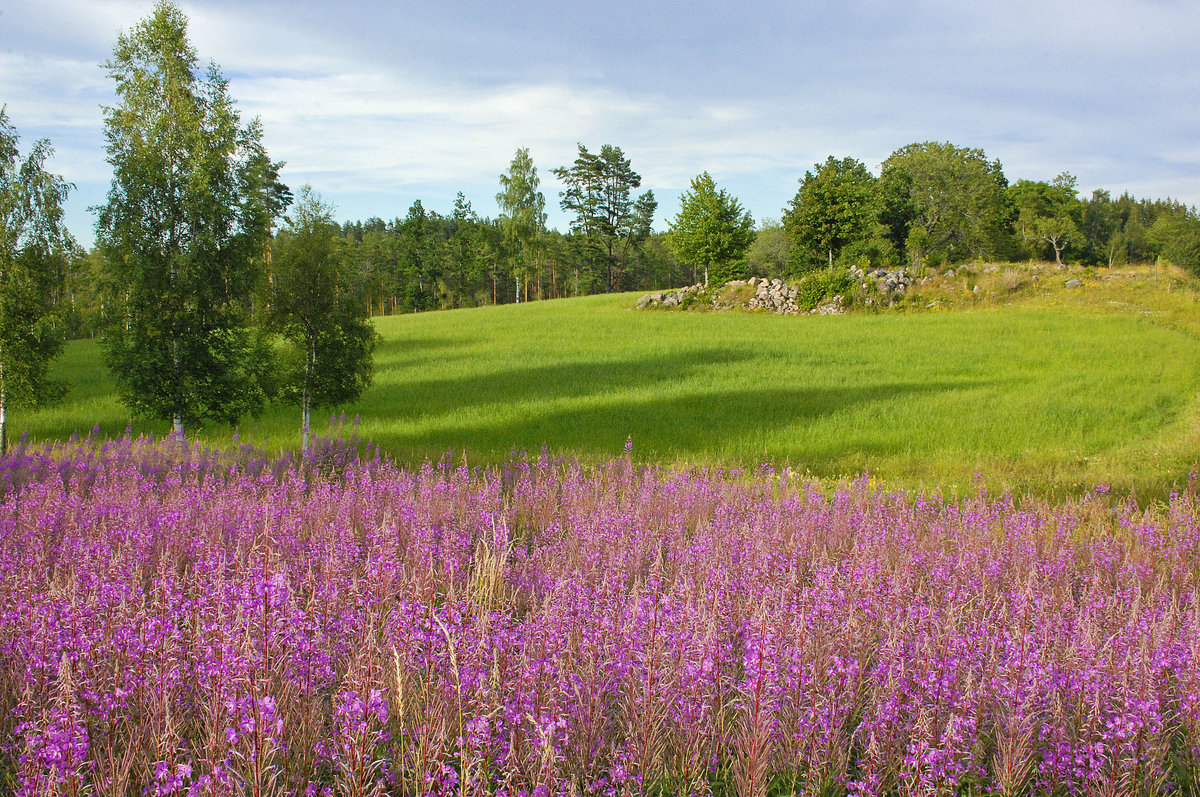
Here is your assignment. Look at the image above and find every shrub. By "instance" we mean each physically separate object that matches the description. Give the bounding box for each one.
[797,269,852,310]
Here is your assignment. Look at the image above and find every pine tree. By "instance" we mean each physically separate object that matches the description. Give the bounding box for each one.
[553,144,656,292]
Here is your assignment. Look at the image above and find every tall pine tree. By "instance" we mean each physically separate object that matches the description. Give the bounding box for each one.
[553,144,656,293]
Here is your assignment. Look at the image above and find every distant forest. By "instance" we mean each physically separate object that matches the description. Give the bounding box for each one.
[44,139,1198,343]
[54,173,1198,339]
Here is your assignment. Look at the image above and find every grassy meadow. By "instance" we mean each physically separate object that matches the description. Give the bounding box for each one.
[18,264,1200,498]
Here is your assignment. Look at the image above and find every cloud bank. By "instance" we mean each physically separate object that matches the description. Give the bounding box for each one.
[2,0,1197,246]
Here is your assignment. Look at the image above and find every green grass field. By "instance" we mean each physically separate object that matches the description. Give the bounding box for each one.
[17,265,1200,498]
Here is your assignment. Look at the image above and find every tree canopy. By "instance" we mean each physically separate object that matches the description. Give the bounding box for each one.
[1010,173,1082,265]
[668,171,754,286]
[880,141,1012,268]
[553,143,657,293]
[497,147,547,303]
[784,156,878,270]
[0,108,74,454]
[96,0,288,436]
[268,186,376,450]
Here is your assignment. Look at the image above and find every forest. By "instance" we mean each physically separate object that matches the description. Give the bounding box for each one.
[44,147,1200,339]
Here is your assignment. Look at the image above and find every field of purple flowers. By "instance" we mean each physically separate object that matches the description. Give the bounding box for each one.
[2,436,1200,796]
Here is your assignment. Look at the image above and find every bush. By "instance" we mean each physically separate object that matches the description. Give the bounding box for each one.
[1163,222,1200,276]
[708,259,747,287]
[797,269,852,310]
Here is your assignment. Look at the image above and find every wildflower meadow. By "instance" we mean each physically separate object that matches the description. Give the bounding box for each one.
[3,435,1200,795]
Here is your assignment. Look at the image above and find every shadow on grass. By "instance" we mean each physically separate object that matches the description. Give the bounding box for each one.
[371,335,471,366]
[369,370,971,469]
[364,346,755,418]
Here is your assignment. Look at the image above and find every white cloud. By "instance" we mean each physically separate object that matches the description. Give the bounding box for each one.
[4,0,1199,244]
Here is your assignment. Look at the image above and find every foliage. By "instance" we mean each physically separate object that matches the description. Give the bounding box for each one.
[784,155,878,271]
[440,193,489,308]
[552,143,657,292]
[1150,209,1200,275]
[267,186,377,450]
[744,218,792,280]
[496,147,547,302]
[0,108,73,454]
[95,0,287,436]
[1080,189,1123,266]
[795,268,852,310]
[395,199,440,312]
[1010,173,1083,264]
[880,141,1012,269]
[667,171,754,286]
[5,438,1200,793]
[194,145,1200,321]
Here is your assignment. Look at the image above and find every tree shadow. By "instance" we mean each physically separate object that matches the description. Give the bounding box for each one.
[365,346,755,419]
[365,368,975,469]
[371,335,468,366]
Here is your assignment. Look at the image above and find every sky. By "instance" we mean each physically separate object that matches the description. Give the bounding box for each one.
[2,0,1199,248]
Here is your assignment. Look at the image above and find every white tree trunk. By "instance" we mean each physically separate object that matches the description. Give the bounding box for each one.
[0,366,7,457]
[302,343,313,451]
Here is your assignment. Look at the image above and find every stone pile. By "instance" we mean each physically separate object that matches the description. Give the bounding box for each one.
[745,277,801,314]
[636,276,846,316]
[852,266,912,296]
[634,283,704,309]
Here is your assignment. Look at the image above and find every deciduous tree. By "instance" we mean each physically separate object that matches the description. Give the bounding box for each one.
[667,171,754,286]
[0,108,73,454]
[268,186,376,450]
[96,0,287,437]
[744,219,793,280]
[497,147,547,302]
[1081,189,1121,266]
[880,141,1011,268]
[1010,173,1082,265]
[783,156,877,270]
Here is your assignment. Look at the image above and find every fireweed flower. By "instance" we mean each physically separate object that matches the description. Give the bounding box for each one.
[2,437,1200,793]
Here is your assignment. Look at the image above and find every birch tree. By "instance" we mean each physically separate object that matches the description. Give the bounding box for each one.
[96,1,286,437]
[268,186,376,451]
[0,108,73,454]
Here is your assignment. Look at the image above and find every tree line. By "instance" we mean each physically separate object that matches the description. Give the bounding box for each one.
[279,144,1200,318]
[778,145,1200,276]
[3,0,1200,452]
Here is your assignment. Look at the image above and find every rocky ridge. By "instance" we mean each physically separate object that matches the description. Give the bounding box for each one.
[637,277,835,316]
[635,263,1118,316]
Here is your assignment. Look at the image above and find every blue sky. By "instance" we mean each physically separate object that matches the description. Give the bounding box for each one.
[2,0,1198,248]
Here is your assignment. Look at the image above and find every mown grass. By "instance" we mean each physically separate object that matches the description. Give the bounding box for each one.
[16,264,1200,499]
